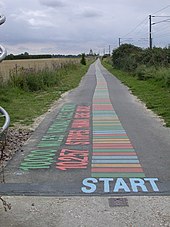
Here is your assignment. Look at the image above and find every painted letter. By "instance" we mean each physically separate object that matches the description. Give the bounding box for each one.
[99,178,113,193]
[130,178,148,192]
[144,178,159,192]
[81,178,98,193]
[114,178,130,192]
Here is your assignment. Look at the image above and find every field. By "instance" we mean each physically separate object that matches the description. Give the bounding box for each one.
[0,58,80,83]
[0,57,93,126]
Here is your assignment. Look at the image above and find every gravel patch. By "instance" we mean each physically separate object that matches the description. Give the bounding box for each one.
[0,128,32,169]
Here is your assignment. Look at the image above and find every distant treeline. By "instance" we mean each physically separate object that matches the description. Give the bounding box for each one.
[5,52,82,60]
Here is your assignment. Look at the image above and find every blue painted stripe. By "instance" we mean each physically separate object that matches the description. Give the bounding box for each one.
[93,114,116,116]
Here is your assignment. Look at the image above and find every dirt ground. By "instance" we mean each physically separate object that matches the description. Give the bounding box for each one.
[0,127,32,175]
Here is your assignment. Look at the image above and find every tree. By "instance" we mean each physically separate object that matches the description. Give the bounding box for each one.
[80,53,86,65]
[24,52,29,56]
[89,49,93,56]
[112,44,142,71]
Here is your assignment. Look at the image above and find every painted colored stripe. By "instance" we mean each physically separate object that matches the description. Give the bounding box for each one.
[91,173,146,178]
[94,139,131,141]
[93,131,126,134]
[91,63,145,178]
[93,137,128,139]
[92,160,140,164]
[93,149,135,152]
[91,167,144,173]
[92,156,138,160]
[93,139,130,141]
[92,152,135,156]
[92,164,142,168]
[93,144,133,148]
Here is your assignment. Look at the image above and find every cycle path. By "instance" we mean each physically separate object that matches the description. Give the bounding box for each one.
[0,59,170,196]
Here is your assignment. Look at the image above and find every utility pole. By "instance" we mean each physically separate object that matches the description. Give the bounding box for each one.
[103,48,105,56]
[109,45,111,55]
[149,15,152,49]
[119,38,121,47]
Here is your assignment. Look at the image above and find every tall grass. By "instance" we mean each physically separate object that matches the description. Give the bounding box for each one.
[135,65,170,88]
[8,62,78,92]
[0,59,92,125]
[102,59,170,127]
[0,58,80,82]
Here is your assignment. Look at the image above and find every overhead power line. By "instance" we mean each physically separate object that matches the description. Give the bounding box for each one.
[153,5,170,14]
[119,5,170,48]
[121,5,170,39]
[153,15,170,17]
[152,19,170,25]
[122,17,148,38]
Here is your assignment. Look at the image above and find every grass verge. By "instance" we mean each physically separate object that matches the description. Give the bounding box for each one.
[102,60,170,127]
[0,61,92,126]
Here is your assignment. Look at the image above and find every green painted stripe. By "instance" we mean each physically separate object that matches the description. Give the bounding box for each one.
[37,142,61,147]
[20,165,51,171]
[93,122,121,124]
[93,127,124,129]
[42,135,64,141]
[93,136,128,139]
[20,103,77,171]
[93,124,122,126]
[48,126,68,129]
[47,131,66,134]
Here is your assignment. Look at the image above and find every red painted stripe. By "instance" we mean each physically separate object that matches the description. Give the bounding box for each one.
[91,168,144,173]
[92,152,136,156]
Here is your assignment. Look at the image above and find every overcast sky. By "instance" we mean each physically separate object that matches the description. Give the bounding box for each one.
[0,0,170,55]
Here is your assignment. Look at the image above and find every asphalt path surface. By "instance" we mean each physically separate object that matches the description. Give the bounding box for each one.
[0,59,170,196]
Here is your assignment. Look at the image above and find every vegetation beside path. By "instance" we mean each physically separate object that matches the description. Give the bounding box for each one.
[102,45,170,127]
[0,58,93,126]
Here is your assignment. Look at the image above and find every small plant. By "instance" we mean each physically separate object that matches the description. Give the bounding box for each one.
[135,65,147,80]
[0,197,11,212]
[80,53,86,65]
[163,72,170,87]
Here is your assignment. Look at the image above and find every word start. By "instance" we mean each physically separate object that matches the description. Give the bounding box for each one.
[81,178,159,193]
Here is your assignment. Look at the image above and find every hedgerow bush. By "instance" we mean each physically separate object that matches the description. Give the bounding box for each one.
[112,44,170,87]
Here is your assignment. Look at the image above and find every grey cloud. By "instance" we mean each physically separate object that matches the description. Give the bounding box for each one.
[83,12,101,18]
[81,9,102,18]
[39,0,66,8]
[2,0,170,55]
[10,9,56,29]
[0,1,4,8]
